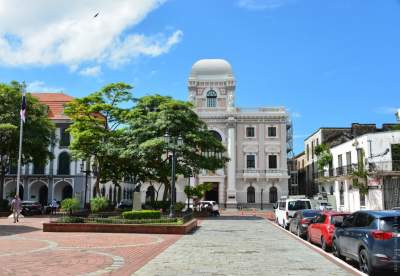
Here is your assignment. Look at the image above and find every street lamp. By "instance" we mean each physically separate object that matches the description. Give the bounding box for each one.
[80,161,91,208]
[163,132,184,218]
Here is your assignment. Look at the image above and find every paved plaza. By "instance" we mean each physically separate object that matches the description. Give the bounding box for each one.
[0,213,357,276]
[135,215,355,276]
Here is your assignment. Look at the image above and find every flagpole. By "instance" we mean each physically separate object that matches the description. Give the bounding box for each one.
[16,89,25,199]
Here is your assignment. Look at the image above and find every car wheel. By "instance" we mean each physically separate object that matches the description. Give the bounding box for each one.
[307,232,311,243]
[332,239,345,260]
[359,248,376,276]
[321,237,329,252]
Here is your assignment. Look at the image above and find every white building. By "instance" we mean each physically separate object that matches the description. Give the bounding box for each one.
[174,59,290,207]
[318,130,400,212]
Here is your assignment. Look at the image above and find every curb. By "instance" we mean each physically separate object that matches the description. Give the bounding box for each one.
[267,219,366,276]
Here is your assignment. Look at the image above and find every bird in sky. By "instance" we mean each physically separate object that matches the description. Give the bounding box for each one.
[94,12,99,18]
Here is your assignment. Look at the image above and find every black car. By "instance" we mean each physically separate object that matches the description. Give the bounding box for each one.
[116,200,133,210]
[333,210,400,275]
[289,209,322,238]
[20,201,43,216]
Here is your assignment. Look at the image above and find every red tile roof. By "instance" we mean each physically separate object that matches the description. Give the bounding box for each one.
[31,93,74,120]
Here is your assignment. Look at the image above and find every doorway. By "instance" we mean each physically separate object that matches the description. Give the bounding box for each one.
[39,185,48,206]
[204,182,219,203]
[62,185,73,200]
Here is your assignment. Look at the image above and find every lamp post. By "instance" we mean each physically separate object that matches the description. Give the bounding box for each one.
[261,188,264,210]
[80,161,91,208]
[163,133,184,218]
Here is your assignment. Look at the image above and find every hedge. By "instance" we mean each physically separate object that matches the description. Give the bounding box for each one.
[122,210,161,220]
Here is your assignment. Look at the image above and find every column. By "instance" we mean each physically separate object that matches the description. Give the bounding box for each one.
[226,119,237,206]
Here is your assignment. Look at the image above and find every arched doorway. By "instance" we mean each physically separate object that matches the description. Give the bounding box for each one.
[62,185,73,199]
[4,182,24,200]
[204,182,219,203]
[146,186,155,203]
[247,186,255,203]
[39,185,48,206]
[269,186,278,203]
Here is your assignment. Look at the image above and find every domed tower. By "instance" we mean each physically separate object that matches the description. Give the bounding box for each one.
[188,59,236,112]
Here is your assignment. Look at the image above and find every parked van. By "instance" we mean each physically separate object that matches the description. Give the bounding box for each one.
[274,195,312,229]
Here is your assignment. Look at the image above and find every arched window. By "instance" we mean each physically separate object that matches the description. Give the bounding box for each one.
[206,90,217,108]
[58,152,70,175]
[101,186,106,197]
[269,186,278,203]
[209,130,222,142]
[247,186,255,203]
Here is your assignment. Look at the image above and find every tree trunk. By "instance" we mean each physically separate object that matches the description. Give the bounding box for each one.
[94,176,100,198]
[162,182,170,201]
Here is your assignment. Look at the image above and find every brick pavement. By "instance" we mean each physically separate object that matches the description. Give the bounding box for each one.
[0,217,181,276]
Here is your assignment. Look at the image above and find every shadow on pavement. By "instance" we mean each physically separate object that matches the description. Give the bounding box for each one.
[0,225,41,236]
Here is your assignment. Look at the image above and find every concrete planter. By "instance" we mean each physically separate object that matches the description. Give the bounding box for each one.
[43,218,198,235]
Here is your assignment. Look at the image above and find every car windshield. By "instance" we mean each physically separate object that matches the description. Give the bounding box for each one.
[330,215,348,225]
[288,200,311,211]
[303,210,320,218]
[380,217,400,233]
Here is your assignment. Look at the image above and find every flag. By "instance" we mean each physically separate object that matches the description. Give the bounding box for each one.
[20,92,26,123]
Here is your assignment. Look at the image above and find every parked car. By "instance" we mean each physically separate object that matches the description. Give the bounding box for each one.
[289,209,322,238]
[333,210,400,275]
[274,196,312,229]
[194,201,220,216]
[307,211,351,251]
[20,201,42,216]
[116,200,133,210]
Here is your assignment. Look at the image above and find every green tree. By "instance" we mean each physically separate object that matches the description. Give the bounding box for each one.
[315,144,333,171]
[124,95,228,201]
[0,82,55,199]
[64,82,134,196]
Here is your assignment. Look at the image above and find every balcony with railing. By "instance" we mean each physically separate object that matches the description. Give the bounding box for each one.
[238,169,289,179]
[367,161,400,175]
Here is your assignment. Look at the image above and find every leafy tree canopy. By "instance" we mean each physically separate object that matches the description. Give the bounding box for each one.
[0,81,55,199]
[64,82,134,195]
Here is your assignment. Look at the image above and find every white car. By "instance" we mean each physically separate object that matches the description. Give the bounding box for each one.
[274,196,312,229]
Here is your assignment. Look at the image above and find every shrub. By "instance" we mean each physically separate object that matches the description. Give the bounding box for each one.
[57,216,84,223]
[150,201,170,211]
[174,202,185,212]
[0,199,9,211]
[61,198,80,215]
[90,197,108,213]
[122,210,161,220]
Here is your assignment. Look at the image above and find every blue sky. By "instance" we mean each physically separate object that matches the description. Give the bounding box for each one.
[0,0,400,153]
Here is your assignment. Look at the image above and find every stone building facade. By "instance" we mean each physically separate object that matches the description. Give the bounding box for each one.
[177,59,290,207]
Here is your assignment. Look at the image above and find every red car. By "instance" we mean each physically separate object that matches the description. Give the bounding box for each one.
[307,211,351,251]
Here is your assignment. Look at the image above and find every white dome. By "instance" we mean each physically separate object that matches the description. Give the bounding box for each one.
[190,59,233,79]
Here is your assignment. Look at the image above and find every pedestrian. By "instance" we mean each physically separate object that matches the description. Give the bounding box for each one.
[50,198,58,215]
[10,195,22,223]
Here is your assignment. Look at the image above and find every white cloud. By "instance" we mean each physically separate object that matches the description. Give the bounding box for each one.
[79,65,101,77]
[237,0,293,10]
[27,81,64,92]
[0,0,182,73]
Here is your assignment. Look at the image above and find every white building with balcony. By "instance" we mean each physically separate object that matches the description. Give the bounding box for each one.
[317,130,400,212]
[177,59,290,207]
